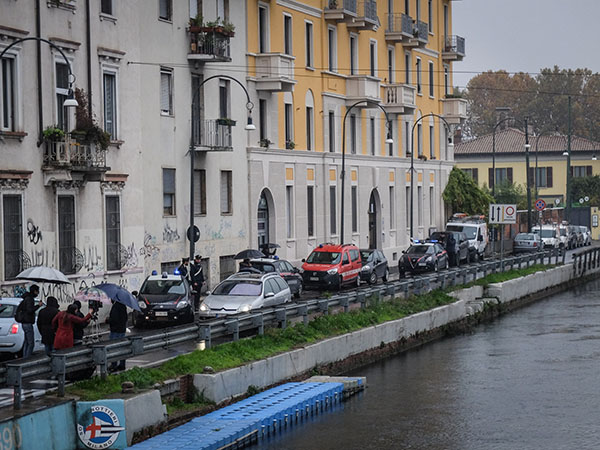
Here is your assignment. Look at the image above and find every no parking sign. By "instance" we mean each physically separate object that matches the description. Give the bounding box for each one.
[535,199,546,211]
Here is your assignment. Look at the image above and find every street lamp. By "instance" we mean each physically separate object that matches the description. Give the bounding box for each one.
[491,116,517,198]
[408,113,452,238]
[189,75,255,260]
[340,100,393,244]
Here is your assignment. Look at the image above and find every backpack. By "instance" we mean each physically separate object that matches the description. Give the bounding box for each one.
[14,300,26,323]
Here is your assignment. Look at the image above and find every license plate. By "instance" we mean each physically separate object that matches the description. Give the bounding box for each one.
[310,277,319,281]
[418,263,426,266]
[155,311,168,317]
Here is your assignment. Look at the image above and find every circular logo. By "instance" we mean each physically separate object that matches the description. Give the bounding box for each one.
[505,205,515,216]
[535,199,546,211]
[77,405,125,449]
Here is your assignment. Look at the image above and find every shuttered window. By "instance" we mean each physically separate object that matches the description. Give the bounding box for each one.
[101,0,113,15]
[58,196,76,274]
[220,170,232,214]
[307,186,314,237]
[330,186,337,235]
[160,69,173,115]
[159,0,172,20]
[194,169,206,215]
[3,195,22,279]
[163,168,176,216]
[1,57,15,131]
[106,196,121,271]
[103,72,117,138]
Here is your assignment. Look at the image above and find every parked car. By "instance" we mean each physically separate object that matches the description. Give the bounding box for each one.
[0,298,44,358]
[567,225,584,248]
[133,273,195,327]
[301,243,362,290]
[445,214,488,260]
[243,257,303,298]
[398,241,449,277]
[532,226,560,249]
[578,225,592,246]
[359,249,389,284]
[513,233,542,254]
[428,231,470,266]
[558,226,571,250]
[199,272,291,317]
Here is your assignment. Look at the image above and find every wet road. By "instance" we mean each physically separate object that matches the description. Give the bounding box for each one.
[259,277,600,450]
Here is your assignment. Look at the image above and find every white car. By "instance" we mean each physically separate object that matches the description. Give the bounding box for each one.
[0,298,44,358]
[578,226,592,246]
[557,226,570,251]
[532,226,560,249]
[199,272,291,317]
[445,215,489,259]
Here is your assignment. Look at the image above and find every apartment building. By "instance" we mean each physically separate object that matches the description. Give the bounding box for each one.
[245,0,466,264]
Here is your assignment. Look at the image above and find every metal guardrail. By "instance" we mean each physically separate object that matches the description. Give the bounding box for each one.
[3,248,585,409]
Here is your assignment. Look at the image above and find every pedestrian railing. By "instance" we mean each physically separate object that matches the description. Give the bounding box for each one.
[2,249,580,409]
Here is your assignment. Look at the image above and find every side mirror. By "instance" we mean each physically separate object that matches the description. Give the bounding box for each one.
[264,292,275,299]
[292,267,299,273]
[205,291,211,296]
[402,250,406,254]
[301,258,306,263]
[131,291,138,297]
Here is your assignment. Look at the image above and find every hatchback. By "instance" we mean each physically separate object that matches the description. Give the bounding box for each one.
[398,242,449,277]
[0,298,44,358]
[243,257,303,298]
[513,233,542,254]
[359,249,389,284]
[133,273,194,327]
[199,272,291,317]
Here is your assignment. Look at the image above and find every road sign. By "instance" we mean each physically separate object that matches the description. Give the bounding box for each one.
[534,198,546,211]
[186,225,200,243]
[489,204,517,224]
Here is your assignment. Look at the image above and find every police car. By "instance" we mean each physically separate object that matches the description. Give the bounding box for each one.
[398,240,449,277]
[133,272,194,327]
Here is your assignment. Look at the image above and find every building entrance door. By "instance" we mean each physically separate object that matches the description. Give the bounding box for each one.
[368,191,379,249]
[257,191,270,248]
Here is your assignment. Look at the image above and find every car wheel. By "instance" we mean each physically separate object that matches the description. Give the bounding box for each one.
[337,276,343,291]
[294,284,303,299]
[368,271,377,285]
[382,268,389,282]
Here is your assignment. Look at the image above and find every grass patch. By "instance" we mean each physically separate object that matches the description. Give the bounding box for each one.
[68,264,556,401]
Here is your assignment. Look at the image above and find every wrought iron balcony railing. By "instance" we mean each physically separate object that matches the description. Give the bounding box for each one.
[443,35,466,60]
[386,13,413,38]
[192,119,233,151]
[43,135,107,170]
[188,29,231,62]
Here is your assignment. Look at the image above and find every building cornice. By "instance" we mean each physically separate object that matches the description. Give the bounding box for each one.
[276,0,322,18]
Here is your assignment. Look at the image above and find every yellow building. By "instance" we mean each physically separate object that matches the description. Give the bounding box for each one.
[245,0,466,263]
[455,128,600,206]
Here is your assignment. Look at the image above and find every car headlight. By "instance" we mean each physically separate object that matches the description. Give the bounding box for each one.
[361,265,371,272]
[199,303,209,312]
[425,256,433,262]
[176,300,189,310]
[238,304,252,313]
[327,268,338,275]
[138,301,146,310]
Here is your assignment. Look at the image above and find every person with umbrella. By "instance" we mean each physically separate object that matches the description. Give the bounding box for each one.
[37,296,60,356]
[107,300,128,372]
[17,284,41,358]
[52,304,94,350]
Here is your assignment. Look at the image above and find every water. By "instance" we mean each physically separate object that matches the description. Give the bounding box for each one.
[259,278,600,450]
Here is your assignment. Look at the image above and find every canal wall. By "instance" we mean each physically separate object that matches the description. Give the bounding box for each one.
[194,263,600,405]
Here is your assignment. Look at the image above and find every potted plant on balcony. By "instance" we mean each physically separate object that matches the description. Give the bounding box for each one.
[189,14,204,32]
[42,126,65,142]
[259,138,272,149]
[71,88,111,151]
[217,118,236,127]
[285,140,296,150]
[204,18,224,34]
[221,19,235,37]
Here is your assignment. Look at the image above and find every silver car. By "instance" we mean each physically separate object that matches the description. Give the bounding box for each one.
[578,226,592,246]
[0,298,44,358]
[199,272,291,317]
[513,233,542,254]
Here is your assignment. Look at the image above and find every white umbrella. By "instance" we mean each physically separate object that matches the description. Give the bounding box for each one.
[16,266,70,284]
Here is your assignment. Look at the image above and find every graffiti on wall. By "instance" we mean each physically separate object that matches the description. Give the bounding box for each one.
[26,219,42,245]
[163,224,180,243]
[121,243,138,268]
[140,233,160,260]
[81,245,103,272]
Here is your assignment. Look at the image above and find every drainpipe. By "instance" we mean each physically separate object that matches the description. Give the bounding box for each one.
[86,0,92,115]
[36,0,43,145]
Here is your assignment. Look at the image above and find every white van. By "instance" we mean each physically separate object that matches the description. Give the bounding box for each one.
[531,225,560,249]
[445,215,489,260]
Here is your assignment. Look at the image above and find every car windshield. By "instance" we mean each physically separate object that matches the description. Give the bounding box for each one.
[213,280,262,296]
[534,229,555,238]
[140,279,186,295]
[516,233,536,241]
[0,303,16,318]
[306,251,341,264]
[560,229,567,236]
[360,251,374,262]
[461,226,477,239]
[407,245,433,254]
[249,262,276,272]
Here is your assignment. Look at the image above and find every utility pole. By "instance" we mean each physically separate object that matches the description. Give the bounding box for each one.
[566,95,572,222]
[525,117,532,232]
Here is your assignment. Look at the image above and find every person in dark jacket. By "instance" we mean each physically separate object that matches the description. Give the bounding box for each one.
[190,255,205,311]
[107,300,128,372]
[177,257,190,280]
[71,300,88,346]
[36,296,59,356]
[20,284,41,358]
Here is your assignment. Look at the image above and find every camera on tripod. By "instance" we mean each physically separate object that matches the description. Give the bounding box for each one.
[89,300,103,313]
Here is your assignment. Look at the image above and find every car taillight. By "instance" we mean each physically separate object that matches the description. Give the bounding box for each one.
[533,242,538,247]
[10,323,19,334]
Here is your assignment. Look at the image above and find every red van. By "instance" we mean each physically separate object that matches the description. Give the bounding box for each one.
[301,243,362,290]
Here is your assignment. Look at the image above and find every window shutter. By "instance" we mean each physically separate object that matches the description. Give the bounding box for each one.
[473,168,478,182]
[220,172,228,213]
[160,72,170,113]
[507,167,513,183]
[587,165,593,176]
[547,167,553,187]
[488,168,494,189]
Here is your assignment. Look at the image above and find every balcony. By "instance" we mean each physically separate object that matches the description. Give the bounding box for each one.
[192,119,233,151]
[383,83,417,115]
[442,35,466,61]
[42,135,109,184]
[442,97,468,125]
[407,20,428,47]
[323,0,357,22]
[347,0,379,32]
[345,75,381,107]
[385,13,413,42]
[254,53,296,92]
[188,28,232,62]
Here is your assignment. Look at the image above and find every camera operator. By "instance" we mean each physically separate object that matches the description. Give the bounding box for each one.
[72,300,90,346]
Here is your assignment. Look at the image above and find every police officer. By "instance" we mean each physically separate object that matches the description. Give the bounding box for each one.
[190,255,205,312]
[177,257,190,279]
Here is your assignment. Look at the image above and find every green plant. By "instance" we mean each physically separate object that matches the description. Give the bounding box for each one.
[42,126,65,142]
[72,88,112,150]
[246,385,260,396]
[285,140,295,150]
[189,14,203,27]
[217,118,236,127]
[221,19,235,34]
[205,17,220,28]
[259,138,272,149]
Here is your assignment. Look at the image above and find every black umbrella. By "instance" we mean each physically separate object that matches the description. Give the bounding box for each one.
[260,242,280,256]
[234,249,265,260]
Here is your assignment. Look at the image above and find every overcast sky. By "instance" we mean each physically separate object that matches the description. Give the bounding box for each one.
[452,0,600,89]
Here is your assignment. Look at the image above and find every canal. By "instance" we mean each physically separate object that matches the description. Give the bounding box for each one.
[259,278,600,450]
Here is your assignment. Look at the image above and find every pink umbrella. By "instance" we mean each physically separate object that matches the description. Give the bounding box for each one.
[74,287,111,305]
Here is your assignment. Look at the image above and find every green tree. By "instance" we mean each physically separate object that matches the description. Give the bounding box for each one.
[571,175,600,206]
[483,180,527,210]
[443,167,493,217]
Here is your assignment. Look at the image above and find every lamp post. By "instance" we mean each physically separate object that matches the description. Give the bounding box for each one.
[409,113,452,238]
[491,116,517,198]
[340,101,393,244]
[0,37,79,140]
[565,95,572,223]
[189,75,255,260]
